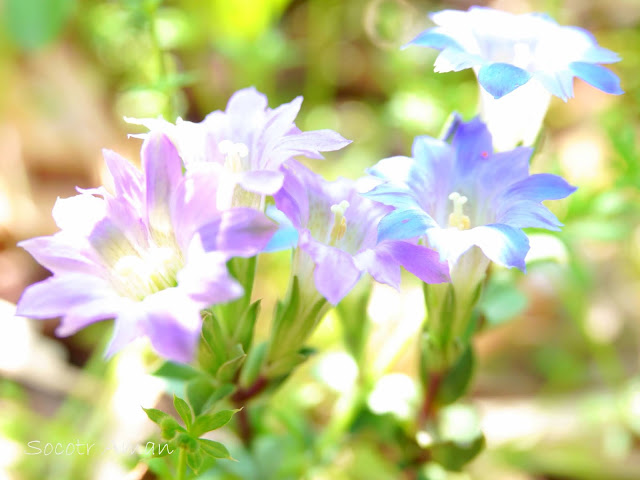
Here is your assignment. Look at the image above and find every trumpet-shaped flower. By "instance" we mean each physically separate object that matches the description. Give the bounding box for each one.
[273,161,450,305]
[16,133,277,363]
[127,87,351,208]
[406,7,623,149]
[408,6,622,100]
[364,115,576,278]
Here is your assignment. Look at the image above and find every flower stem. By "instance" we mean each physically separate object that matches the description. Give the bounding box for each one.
[176,447,187,480]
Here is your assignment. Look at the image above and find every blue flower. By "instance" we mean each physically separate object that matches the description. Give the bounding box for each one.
[364,115,576,274]
[406,6,623,101]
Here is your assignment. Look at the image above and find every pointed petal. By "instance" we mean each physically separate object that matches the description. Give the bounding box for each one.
[382,241,450,284]
[354,248,402,289]
[503,173,576,203]
[570,62,624,95]
[142,132,183,236]
[140,288,203,363]
[196,208,277,258]
[102,149,143,201]
[377,208,437,242]
[19,235,101,275]
[304,239,362,305]
[478,63,532,99]
[177,252,244,306]
[404,27,461,50]
[16,274,117,320]
[52,194,107,236]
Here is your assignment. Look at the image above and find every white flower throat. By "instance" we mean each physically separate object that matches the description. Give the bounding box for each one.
[448,192,470,230]
[113,246,182,300]
[330,200,349,245]
[219,140,248,174]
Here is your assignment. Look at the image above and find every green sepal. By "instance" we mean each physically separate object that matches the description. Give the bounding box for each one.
[436,345,475,406]
[430,434,485,472]
[186,377,216,417]
[239,341,268,388]
[173,395,193,430]
[191,409,241,437]
[199,438,235,461]
[216,344,246,383]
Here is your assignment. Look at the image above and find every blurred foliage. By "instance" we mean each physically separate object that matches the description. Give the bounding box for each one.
[0,0,639,479]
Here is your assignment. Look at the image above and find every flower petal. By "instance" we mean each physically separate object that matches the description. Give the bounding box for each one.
[142,132,183,237]
[382,241,450,284]
[569,62,624,95]
[303,238,362,305]
[196,208,277,258]
[177,252,244,306]
[238,170,285,195]
[140,288,204,363]
[377,208,437,242]
[478,63,532,99]
[16,274,118,320]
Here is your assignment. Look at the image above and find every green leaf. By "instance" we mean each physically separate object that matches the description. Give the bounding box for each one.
[479,282,528,328]
[430,434,485,471]
[5,0,75,51]
[173,395,193,430]
[199,439,234,460]
[152,361,200,381]
[191,409,240,437]
[436,346,475,406]
[142,407,172,426]
[187,449,204,473]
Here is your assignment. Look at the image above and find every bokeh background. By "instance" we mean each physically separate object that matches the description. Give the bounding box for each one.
[0,0,639,479]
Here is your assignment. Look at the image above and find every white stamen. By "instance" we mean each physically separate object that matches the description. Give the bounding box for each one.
[448,192,471,230]
[219,140,248,174]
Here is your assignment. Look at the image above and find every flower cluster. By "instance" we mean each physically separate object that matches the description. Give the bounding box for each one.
[15,7,619,380]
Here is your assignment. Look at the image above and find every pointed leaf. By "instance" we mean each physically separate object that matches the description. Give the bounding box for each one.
[191,409,240,437]
[142,407,172,426]
[187,450,204,473]
[199,439,234,460]
[173,395,193,430]
[152,361,200,380]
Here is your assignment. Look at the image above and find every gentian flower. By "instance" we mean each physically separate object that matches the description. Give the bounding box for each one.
[406,6,623,149]
[16,133,277,363]
[365,115,576,288]
[127,87,351,209]
[273,161,450,305]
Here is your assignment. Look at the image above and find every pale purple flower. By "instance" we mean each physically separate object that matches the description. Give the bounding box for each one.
[273,161,450,305]
[126,87,351,208]
[16,133,277,362]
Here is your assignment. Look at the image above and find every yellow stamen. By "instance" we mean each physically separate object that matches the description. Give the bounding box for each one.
[448,192,471,230]
[330,200,349,244]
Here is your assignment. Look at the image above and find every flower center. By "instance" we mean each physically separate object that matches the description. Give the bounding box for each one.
[448,192,470,230]
[218,140,248,174]
[113,246,182,300]
[329,200,349,245]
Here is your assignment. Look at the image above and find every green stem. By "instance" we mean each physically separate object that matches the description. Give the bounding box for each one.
[176,447,187,480]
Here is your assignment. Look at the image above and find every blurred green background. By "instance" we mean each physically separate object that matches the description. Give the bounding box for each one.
[0,0,639,479]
